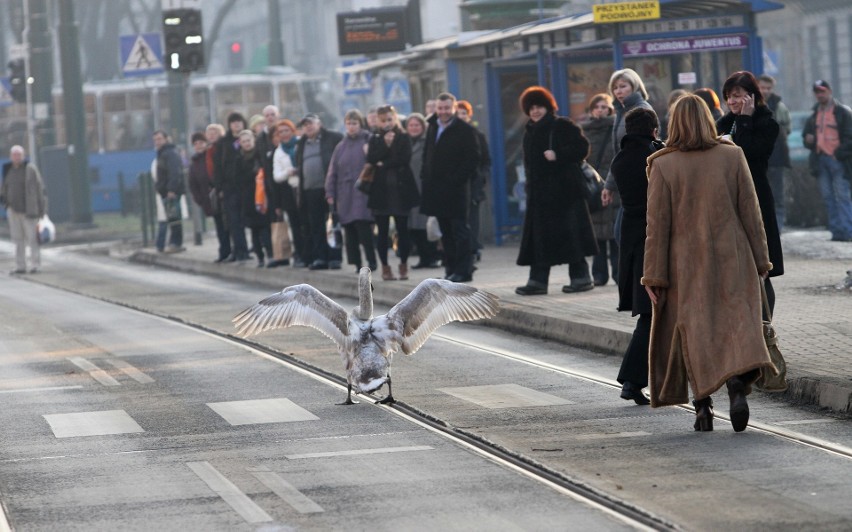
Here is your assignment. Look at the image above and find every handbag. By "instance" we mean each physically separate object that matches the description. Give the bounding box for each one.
[355,163,374,193]
[580,161,605,212]
[754,281,788,392]
[164,196,182,222]
[548,128,604,210]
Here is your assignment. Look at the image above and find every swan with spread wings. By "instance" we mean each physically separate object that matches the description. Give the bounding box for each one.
[233,267,500,404]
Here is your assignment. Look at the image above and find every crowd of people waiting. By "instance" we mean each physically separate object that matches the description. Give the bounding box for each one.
[158,93,490,285]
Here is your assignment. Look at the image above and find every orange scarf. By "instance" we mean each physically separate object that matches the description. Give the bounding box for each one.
[255,168,267,214]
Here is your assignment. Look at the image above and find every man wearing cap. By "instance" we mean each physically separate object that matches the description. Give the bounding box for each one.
[803,79,852,242]
[293,113,343,269]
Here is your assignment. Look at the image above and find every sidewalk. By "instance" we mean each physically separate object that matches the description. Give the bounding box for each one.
[127,228,852,416]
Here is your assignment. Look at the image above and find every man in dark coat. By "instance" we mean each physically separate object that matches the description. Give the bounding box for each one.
[420,92,480,282]
[214,112,250,261]
[611,108,664,404]
[293,113,343,269]
[457,100,491,263]
[153,129,185,253]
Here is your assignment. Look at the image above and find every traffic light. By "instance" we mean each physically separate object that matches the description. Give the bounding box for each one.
[162,8,204,73]
[7,59,26,103]
[228,41,243,70]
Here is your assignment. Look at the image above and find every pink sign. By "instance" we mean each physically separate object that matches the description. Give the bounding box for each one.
[622,34,749,56]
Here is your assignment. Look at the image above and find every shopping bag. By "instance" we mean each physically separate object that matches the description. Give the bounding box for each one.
[37,214,55,244]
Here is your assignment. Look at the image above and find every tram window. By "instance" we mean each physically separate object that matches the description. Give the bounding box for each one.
[245,84,272,107]
[277,82,303,121]
[190,87,211,133]
[216,85,241,106]
[156,88,171,135]
[103,93,127,112]
[130,91,152,111]
[85,93,99,152]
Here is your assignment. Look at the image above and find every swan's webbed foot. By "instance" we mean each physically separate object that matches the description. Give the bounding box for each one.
[337,384,359,405]
[375,394,395,404]
[374,376,394,404]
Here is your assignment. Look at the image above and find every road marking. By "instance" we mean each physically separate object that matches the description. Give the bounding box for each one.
[248,466,324,514]
[0,385,83,394]
[207,398,319,426]
[187,461,272,524]
[104,358,155,383]
[438,383,573,409]
[574,432,651,440]
[67,357,120,386]
[285,445,434,459]
[43,409,144,438]
[774,419,838,425]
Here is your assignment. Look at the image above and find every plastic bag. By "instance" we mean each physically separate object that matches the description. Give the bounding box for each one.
[426,216,442,242]
[37,214,55,244]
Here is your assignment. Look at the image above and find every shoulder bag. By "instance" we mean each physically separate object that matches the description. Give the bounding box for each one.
[754,281,788,392]
[355,163,374,194]
[549,127,604,209]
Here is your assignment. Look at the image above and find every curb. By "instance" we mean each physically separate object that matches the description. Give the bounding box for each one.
[128,249,851,417]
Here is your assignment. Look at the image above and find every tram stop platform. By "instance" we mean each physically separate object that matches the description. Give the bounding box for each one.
[129,228,852,417]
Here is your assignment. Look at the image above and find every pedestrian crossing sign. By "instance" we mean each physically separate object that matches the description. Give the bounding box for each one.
[342,59,372,95]
[121,33,165,78]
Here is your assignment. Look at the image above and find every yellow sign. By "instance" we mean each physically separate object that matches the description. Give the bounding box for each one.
[593,1,661,23]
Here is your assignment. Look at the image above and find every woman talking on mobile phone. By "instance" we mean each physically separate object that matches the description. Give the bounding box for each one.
[716,71,783,315]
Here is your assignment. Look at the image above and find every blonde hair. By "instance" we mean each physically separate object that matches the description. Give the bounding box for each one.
[666,95,720,152]
[608,68,648,101]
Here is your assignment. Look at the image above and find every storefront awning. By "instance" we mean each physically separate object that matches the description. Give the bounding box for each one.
[335,36,461,76]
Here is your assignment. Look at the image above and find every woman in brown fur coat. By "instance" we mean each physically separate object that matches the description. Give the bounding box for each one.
[642,95,775,433]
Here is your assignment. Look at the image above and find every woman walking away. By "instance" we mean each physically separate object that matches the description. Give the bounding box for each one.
[326,109,377,273]
[642,95,775,432]
[366,104,420,281]
[581,93,618,287]
[515,86,598,296]
[716,70,783,315]
[610,108,664,405]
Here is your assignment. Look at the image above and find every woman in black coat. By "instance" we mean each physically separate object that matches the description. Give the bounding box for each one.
[716,70,783,314]
[515,86,598,295]
[611,108,664,405]
[367,104,420,281]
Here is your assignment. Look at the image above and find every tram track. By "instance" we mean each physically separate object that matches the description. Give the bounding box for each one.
[20,274,852,529]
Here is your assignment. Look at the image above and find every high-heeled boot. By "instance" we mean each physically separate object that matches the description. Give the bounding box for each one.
[726,376,750,432]
[692,397,714,431]
[398,263,408,281]
[381,264,397,281]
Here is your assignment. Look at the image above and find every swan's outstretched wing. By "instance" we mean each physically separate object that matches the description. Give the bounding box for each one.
[385,279,499,355]
[233,284,350,347]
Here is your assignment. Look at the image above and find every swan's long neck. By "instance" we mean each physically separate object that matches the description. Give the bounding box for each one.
[354,268,373,320]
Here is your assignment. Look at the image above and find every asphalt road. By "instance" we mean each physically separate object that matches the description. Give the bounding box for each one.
[1,247,851,530]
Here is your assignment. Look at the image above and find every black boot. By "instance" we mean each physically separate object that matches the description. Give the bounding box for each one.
[726,376,750,432]
[693,397,714,431]
[620,381,650,405]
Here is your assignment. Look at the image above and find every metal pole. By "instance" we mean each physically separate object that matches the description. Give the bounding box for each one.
[268,0,284,66]
[57,0,92,224]
[27,0,55,152]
